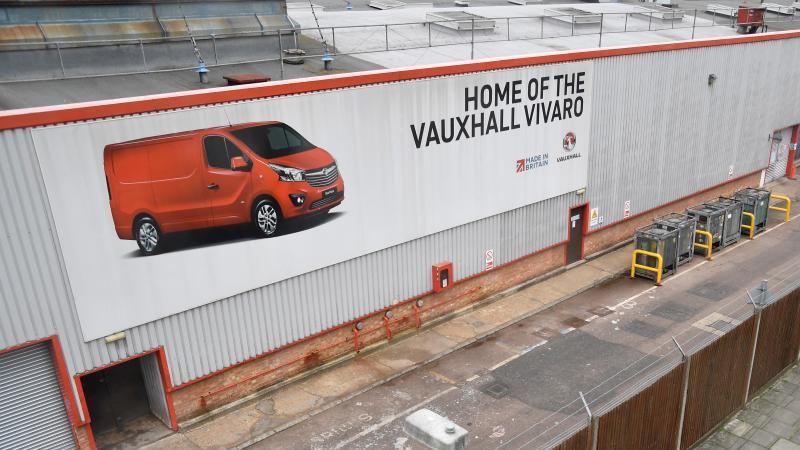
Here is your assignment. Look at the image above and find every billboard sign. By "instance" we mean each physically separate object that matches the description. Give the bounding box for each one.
[32,61,593,340]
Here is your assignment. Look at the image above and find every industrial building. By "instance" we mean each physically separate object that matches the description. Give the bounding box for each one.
[1,27,799,450]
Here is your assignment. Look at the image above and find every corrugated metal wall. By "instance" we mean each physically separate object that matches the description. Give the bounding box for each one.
[1,37,800,397]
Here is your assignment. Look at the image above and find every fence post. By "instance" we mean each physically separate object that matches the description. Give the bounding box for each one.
[55,41,66,77]
[428,22,432,47]
[139,39,148,71]
[471,18,475,59]
[212,35,219,65]
[332,27,336,55]
[507,17,511,40]
[571,15,575,36]
[385,24,389,51]
[590,415,600,450]
[540,16,545,39]
[624,12,628,32]
[598,13,604,47]
[744,283,766,404]
[692,9,697,39]
[673,337,691,450]
[278,29,284,80]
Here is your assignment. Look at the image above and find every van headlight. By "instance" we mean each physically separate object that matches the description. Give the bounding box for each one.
[269,164,305,182]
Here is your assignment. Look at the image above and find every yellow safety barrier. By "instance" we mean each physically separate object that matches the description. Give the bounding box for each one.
[741,211,756,239]
[630,249,664,285]
[769,194,792,222]
[693,229,713,260]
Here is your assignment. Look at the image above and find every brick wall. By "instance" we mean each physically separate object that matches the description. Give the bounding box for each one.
[171,243,566,422]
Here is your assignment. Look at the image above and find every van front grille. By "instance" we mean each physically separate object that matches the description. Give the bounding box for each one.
[310,192,344,209]
[305,163,339,187]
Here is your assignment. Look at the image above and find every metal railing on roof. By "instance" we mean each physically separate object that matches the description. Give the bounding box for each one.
[0,9,797,82]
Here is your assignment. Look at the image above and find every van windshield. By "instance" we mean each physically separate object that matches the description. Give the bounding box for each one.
[231,124,315,159]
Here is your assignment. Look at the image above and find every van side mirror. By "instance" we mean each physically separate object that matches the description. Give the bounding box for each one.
[231,156,250,171]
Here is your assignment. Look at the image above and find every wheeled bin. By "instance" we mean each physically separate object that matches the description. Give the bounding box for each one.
[654,213,697,266]
[633,224,679,281]
[733,187,771,236]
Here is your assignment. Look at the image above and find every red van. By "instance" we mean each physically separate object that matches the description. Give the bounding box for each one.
[104,122,344,255]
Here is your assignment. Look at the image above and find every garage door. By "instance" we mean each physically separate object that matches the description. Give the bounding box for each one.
[0,342,76,450]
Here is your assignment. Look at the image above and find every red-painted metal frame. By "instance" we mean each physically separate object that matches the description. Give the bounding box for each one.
[0,336,82,449]
[565,202,590,265]
[787,125,799,180]
[73,346,178,450]
[1,31,799,132]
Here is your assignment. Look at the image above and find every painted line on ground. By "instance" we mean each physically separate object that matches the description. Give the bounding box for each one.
[333,386,459,449]
[489,353,522,371]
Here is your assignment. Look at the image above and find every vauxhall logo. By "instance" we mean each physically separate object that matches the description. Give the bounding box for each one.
[556,131,581,163]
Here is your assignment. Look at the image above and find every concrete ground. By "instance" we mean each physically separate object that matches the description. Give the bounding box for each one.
[131,176,800,450]
[697,365,800,450]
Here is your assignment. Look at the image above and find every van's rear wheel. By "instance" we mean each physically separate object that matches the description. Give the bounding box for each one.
[254,199,280,237]
[135,217,163,256]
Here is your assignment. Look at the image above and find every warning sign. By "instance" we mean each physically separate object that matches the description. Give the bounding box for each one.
[485,249,495,271]
[590,208,599,226]
[623,200,631,219]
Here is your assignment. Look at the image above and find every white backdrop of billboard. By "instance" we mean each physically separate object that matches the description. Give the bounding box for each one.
[33,61,592,340]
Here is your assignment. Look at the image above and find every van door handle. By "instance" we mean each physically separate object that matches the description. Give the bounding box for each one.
[207,183,219,190]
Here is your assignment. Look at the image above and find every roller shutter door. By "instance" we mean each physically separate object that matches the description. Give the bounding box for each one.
[0,342,76,450]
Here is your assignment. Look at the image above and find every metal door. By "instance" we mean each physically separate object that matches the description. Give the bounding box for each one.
[567,206,585,264]
[766,133,789,183]
[140,353,172,428]
[0,342,76,450]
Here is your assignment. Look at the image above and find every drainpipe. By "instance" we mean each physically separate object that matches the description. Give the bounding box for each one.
[787,125,798,180]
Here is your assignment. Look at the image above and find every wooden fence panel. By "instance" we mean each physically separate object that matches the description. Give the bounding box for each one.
[595,363,685,450]
[550,426,591,450]
[749,288,800,396]
[680,316,756,448]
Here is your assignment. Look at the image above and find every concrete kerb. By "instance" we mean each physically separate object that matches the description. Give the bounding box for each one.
[174,240,632,446]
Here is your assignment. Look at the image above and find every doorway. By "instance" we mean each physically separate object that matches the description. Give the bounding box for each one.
[567,205,587,265]
[80,352,174,448]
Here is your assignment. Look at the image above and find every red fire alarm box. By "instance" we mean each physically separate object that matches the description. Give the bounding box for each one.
[432,262,453,293]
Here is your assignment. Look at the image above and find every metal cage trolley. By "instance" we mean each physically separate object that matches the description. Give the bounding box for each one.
[633,224,680,281]
[653,213,697,266]
[686,203,726,252]
[703,197,743,247]
[733,187,771,236]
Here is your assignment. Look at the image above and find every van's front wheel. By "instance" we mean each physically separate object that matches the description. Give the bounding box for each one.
[254,199,280,237]
[135,217,163,256]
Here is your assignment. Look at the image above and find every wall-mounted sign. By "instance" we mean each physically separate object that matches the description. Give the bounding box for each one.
[32,61,593,340]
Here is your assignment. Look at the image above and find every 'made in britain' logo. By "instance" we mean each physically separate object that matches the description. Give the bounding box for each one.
[517,153,549,173]
[557,131,581,162]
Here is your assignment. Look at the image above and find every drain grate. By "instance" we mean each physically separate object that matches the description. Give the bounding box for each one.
[589,306,614,317]
[480,380,510,399]
[709,320,734,332]
[622,320,666,339]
